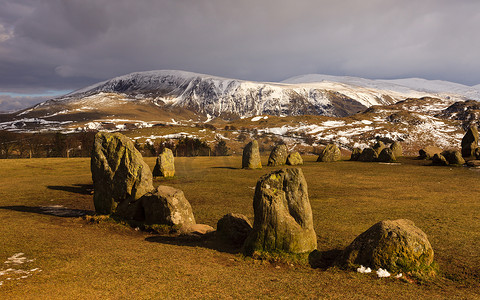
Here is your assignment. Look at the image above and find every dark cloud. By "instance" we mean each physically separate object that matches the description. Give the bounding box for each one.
[0,0,480,111]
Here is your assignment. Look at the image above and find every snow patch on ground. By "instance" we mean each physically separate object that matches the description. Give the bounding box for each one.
[376,268,391,278]
[1,253,41,287]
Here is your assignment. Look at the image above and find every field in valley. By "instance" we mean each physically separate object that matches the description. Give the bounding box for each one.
[1,155,480,298]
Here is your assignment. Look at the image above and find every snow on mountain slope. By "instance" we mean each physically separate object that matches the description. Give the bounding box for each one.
[46,70,412,119]
[283,74,480,101]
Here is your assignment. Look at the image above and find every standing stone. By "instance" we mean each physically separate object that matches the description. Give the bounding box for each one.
[432,153,449,166]
[373,141,386,155]
[340,219,434,273]
[317,144,341,162]
[153,148,175,178]
[286,152,303,166]
[390,142,403,158]
[141,185,196,227]
[358,148,378,162]
[91,132,154,215]
[378,148,396,163]
[243,168,317,255]
[242,140,262,169]
[461,125,479,158]
[350,148,362,161]
[441,150,465,165]
[418,146,443,160]
[268,144,288,166]
[216,213,252,246]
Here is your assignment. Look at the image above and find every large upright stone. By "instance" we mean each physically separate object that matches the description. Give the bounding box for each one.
[153,148,175,178]
[268,144,288,166]
[390,142,403,158]
[358,148,378,162]
[91,132,154,215]
[317,144,341,162]
[378,148,396,163]
[340,219,434,273]
[461,125,479,158]
[243,168,317,255]
[350,148,362,161]
[242,140,262,169]
[217,213,252,246]
[141,185,196,227]
[373,141,386,155]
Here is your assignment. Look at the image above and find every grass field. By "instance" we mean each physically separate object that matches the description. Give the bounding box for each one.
[1,155,480,298]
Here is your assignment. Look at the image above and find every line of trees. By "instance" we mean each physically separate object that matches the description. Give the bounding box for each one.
[0,131,230,159]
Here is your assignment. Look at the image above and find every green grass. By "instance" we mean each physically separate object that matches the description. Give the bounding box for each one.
[1,156,480,298]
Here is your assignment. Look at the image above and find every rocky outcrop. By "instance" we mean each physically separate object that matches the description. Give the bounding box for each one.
[91,132,154,215]
[286,151,303,166]
[340,219,434,273]
[242,140,262,169]
[243,168,317,255]
[317,144,341,162]
[141,185,196,227]
[152,148,175,178]
[461,125,479,158]
[267,144,288,166]
[216,213,252,246]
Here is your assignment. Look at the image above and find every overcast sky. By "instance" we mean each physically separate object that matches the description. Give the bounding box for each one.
[1,0,480,111]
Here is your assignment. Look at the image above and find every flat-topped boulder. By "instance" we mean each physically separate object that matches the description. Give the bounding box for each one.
[419,146,443,160]
[317,144,341,162]
[141,185,196,227]
[268,144,288,166]
[153,148,175,178]
[244,168,317,255]
[91,132,154,215]
[242,140,262,169]
[339,219,434,273]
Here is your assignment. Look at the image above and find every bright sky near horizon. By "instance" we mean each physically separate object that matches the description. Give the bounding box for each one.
[1,0,480,111]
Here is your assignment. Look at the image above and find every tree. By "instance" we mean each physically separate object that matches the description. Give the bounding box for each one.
[214,140,229,156]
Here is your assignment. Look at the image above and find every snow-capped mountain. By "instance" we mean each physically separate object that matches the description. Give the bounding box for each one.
[32,70,448,120]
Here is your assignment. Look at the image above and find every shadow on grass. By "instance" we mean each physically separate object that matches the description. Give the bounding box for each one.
[308,249,343,270]
[145,234,242,255]
[210,166,240,170]
[47,184,93,195]
[0,205,94,218]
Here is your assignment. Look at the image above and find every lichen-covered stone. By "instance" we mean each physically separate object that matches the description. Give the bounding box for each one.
[317,144,341,162]
[378,148,396,163]
[373,141,386,155]
[461,125,479,158]
[268,144,288,166]
[432,153,449,166]
[340,219,434,273]
[141,185,196,227]
[242,140,262,169]
[419,146,443,160]
[286,151,303,165]
[441,150,465,165]
[91,132,154,215]
[390,142,403,158]
[350,148,362,161]
[243,168,317,255]
[358,148,378,162]
[216,213,252,246]
[153,148,175,178]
